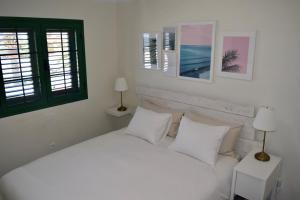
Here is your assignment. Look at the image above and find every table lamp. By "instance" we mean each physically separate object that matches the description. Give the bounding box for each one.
[114,77,128,112]
[253,106,276,161]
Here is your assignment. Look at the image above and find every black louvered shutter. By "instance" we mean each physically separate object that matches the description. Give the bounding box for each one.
[0,30,41,107]
[46,30,79,93]
[42,22,87,104]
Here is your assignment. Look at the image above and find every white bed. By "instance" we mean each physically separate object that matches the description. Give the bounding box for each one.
[0,86,258,200]
[0,128,237,200]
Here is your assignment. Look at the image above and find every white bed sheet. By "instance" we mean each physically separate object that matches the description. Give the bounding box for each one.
[0,129,238,200]
[159,135,237,199]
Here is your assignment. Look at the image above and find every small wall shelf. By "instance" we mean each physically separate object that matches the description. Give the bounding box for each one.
[106,106,134,117]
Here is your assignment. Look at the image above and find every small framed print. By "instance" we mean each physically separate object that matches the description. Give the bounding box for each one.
[162,27,177,77]
[140,32,161,70]
[163,27,176,51]
[217,32,256,80]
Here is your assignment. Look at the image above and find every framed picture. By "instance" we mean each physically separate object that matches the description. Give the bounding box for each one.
[162,27,177,77]
[178,22,216,82]
[140,32,161,70]
[163,27,176,51]
[217,32,256,80]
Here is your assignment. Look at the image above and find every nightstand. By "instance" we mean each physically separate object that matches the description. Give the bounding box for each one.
[106,106,134,130]
[230,149,281,200]
[106,106,134,117]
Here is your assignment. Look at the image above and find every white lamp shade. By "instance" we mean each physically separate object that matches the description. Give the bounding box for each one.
[253,107,276,132]
[114,77,128,92]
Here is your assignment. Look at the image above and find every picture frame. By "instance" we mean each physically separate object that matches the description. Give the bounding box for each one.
[139,32,162,70]
[217,32,256,80]
[162,27,177,77]
[177,22,216,82]
[163,27,176,51]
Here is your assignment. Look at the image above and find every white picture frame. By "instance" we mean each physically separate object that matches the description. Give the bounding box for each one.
[217,32,256,80]
[139,32,162,70]
[177,21,216,83]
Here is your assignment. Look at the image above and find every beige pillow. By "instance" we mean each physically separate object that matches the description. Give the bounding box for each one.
[185,111,242,155]
[142,100,184,137]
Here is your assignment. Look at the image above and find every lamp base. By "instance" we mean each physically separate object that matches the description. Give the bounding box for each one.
[117,106,127,112]
[255,152,270,162]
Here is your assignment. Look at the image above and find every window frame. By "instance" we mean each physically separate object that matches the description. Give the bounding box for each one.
[0,17,88,118]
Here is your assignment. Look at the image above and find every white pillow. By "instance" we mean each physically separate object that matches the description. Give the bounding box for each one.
[126,106,172,144]
[169,117,229,166]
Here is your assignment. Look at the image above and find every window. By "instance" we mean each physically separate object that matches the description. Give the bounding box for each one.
[0,30,40,105]
[141,32,161,70]
[0,17,87,118]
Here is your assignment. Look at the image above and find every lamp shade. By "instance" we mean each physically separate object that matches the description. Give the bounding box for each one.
[114,77,128,92]
[253,107,276,132]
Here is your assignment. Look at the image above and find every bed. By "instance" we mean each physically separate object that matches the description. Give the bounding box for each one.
[0,86,258,200]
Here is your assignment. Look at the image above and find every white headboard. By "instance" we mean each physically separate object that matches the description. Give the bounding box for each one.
[136,86,258,158]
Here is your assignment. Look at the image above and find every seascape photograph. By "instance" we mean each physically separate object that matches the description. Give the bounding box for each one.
[179,23,214,81]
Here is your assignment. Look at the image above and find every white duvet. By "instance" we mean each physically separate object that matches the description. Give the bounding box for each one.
[0,129,237,200]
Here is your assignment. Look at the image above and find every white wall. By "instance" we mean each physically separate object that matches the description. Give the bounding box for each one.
[116,0,300,199]
[0,0,120,176]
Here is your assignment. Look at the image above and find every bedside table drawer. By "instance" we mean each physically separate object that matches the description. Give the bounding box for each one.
[235,172,264,200]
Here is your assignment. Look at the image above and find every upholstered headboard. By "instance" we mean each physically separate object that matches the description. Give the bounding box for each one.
[136,86,258,158]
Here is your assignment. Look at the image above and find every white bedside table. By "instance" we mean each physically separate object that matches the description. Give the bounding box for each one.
[230,149,281,200]
[106,106,134,130]
[106,106,134,117]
